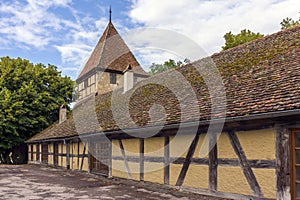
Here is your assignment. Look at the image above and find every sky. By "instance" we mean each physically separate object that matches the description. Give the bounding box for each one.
[0,0,299,80]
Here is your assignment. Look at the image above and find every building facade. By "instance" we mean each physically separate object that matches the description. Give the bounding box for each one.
[27,24,300,200]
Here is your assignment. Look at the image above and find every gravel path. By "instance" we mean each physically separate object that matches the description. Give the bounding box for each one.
[0,164,228,200]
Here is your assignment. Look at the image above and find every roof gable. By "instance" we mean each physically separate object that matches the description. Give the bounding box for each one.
[77,22,147,81]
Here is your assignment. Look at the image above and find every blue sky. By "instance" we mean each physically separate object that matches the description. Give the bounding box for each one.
[0,0,299,79]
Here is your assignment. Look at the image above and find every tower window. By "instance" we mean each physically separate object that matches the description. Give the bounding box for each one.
[110,73,116,84]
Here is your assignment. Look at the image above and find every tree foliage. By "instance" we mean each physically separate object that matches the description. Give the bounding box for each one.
[0,56,74,163]
[280,17,300,30]
[222,29,264,51]
[149,59,190,75]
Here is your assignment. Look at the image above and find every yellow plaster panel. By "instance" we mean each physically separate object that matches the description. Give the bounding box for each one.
[113,169,128,179]
[71,157,79,170]
[58,156,62,166]
[112,160,128,179]
[112,160,126,174]
[218,133,238,159]
[62,157,66,167]
[82,158,88,171]
[170,164,182,186]
[236,129,276,160]
[112,140,121,156]
[58,144,62,153]
[33,145,36,152]
[193,134,208,159]
[218,166,252,196]
[71,143,78,154]
[144,137,164,157]
[48,144,53,153]
[170,134,207,159]
[112,159,150,181]
[79,142,87,153]
[170,135,192,158]
[62,144,66,154]
[253,169,276,199]
[48,155,53,165]
[122,139,140,156]
[144,162,164,184]
[184,165,208,189]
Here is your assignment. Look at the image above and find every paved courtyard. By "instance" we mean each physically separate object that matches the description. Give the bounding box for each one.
[0,165,226,200]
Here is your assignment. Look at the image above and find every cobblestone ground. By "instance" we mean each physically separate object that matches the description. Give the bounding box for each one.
[0,165,227,200]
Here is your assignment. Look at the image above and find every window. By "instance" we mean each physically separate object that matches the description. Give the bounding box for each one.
[291,130,300,199]
[110,73,116,84]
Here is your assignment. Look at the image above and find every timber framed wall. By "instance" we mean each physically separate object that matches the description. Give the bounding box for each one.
[27,140,89,172]
[26,121,300,200]
[111,128,277,199]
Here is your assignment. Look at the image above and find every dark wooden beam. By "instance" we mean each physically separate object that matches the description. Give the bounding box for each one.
[176,132,200,186]
[118,139,132,179]
[112,156,275,169]
[77,142,80,169]
[227,130,263,198]
[164,136,170,185]
[209,133,218,191]
[66,142,70,170]
[140,138,144,181]
[275,125,290,200]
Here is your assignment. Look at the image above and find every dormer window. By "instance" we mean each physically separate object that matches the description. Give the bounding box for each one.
[110,73,116,84]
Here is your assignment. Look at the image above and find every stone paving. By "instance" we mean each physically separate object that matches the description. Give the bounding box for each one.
[0,165,227,200]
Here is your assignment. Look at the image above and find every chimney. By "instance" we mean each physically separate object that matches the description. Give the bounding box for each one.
[123,65,134,93]
[59,105,67,124]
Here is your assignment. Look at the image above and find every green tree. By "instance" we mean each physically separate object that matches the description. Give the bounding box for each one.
[222,29,264,51]
[280,17,300,30]
[149,59,189,75]
[0,56,74,164]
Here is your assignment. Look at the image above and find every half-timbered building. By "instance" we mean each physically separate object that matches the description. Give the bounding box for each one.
[27,24,300,200]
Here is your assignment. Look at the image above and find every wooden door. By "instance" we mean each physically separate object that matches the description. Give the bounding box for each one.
[53,143,58,166]
[41,144,48,164]
[90,140,111,176]
[291,130,300,199]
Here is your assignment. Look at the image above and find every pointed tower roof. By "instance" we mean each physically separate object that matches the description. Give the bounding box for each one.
[77,20,147,81]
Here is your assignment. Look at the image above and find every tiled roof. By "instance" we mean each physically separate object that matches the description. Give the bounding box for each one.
[77,22,147,81]
[27,25,300,142]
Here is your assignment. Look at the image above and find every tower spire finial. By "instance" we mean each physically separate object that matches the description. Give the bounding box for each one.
[109,6,112,23]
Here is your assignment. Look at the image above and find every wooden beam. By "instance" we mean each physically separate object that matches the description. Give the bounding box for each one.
[227,130,263,198]
[140,138,144,181]
[66,142,70,170]
[118,139,132,179]
[209,133,218,191]
[176,132,200,186]
[108,139,112,178]
[164,136,170,185]
[77,142,80,169]
[275,126,290,200]
[112,156,275,168]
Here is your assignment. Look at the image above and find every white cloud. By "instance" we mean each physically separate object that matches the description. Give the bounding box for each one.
[0,0,76,48]
[128,0,300,55]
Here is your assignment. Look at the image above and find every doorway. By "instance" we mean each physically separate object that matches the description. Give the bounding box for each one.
[291,129,300,199]
[89,140,111,176]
